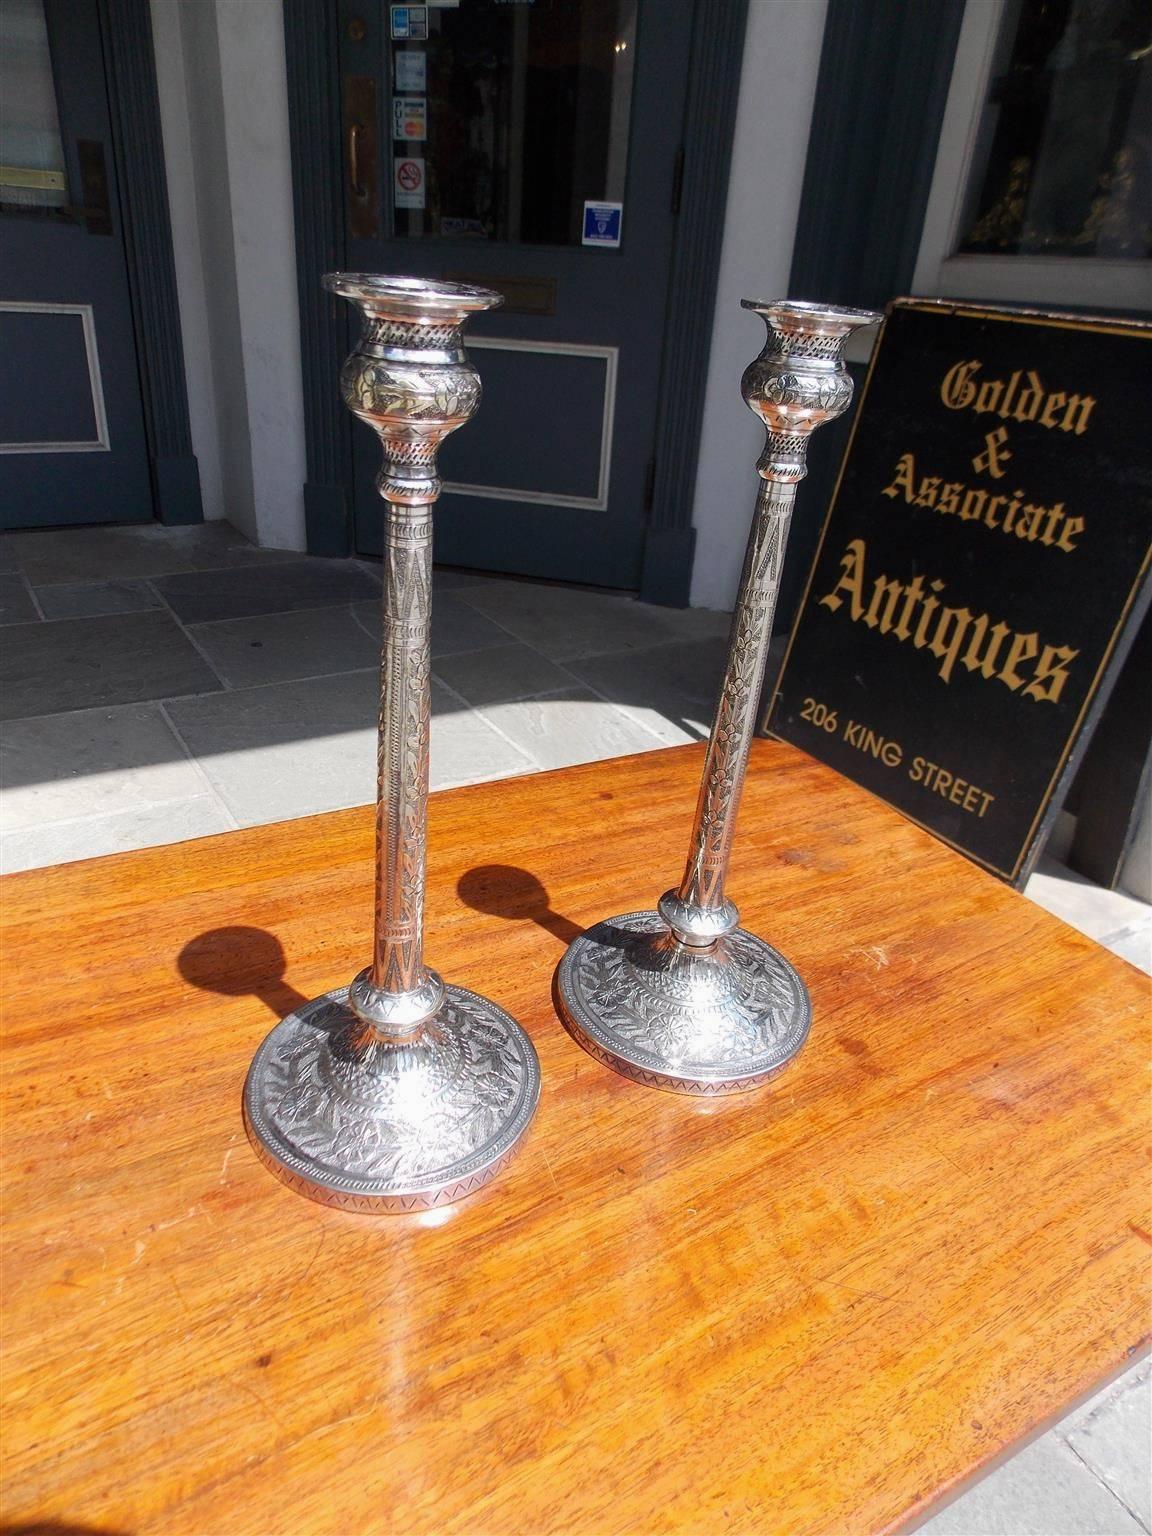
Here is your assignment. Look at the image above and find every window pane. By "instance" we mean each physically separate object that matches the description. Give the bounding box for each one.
[958,0,1151,261]
[0,0,67,210]
[390,0,636,245]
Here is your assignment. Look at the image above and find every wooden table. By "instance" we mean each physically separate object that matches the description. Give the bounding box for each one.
[2,741,1148,1535]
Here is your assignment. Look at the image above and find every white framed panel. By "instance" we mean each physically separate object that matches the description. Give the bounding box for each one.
[0,300,111,453]
[442,336,618,512]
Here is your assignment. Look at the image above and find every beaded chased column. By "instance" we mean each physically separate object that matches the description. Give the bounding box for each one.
[556,299,879,1094]
[243,276,540,1209]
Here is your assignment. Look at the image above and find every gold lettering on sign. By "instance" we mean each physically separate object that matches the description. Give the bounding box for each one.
[972,426,1011,479]
[908,757,996,818]
[940,362,1096,435]
[882,452,1083,551]
[818,539,1078,702]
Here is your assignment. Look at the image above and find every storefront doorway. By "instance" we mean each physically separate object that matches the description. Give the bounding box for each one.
[284,0,738,595]
[334,0,694,588]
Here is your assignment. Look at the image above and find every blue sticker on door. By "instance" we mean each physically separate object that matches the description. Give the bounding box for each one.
[582,202,623,248]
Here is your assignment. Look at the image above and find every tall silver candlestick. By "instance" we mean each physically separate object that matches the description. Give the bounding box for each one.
[556,299,879,1094]
[244,275,540,1208]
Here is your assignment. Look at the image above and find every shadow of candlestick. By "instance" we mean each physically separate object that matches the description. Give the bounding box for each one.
[177,926,308,1020]
[457,864,582,946]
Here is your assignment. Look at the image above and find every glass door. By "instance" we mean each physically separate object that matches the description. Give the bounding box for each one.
[338,0,693,588]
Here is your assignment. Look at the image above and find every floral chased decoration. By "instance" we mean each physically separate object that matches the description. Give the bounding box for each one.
[557,911,810,1091]
[243,986,540,1208]
[679,487,794,910]
[344,359,481,424]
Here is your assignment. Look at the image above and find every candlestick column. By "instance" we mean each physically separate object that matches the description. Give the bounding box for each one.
[556,299,880,1094]
[243,275,540,1208]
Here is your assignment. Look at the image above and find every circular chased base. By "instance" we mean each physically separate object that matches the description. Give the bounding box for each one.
[555,911,811,1094]
[243,984,540,1212]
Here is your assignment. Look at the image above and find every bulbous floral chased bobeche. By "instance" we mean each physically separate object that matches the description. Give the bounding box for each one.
[740,299,878,483]
[556,298,880,1094]
[243,274,540,1211]
[323,274,501,507]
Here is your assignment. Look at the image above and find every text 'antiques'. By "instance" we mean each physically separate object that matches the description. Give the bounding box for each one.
[768,300,1151,884]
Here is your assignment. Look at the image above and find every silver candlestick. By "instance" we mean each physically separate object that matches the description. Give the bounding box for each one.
[556,299,879,1094]
[244,275,540,1209]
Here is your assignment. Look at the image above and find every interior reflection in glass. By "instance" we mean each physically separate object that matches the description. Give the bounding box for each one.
[0,0,68,210]
[959,0,1150,261]
[390,0,636,246]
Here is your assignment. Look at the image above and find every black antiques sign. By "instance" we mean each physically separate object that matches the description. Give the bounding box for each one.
[766,299,1152,885]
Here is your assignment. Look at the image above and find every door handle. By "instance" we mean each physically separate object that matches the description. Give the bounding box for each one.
[343,76,378,238]
[349,122,366,199]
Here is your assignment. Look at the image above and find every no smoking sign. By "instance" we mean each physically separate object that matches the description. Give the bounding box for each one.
[394,156,424,210]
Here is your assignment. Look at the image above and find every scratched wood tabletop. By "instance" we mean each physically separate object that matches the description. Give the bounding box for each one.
[1,740,1148,1536]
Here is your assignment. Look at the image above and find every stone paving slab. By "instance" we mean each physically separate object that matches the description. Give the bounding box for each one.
[0,574,40,626]
[351,590,512,658]
[152,558,380,624]
[1066,1362,1152,1531]
[429,679,536,790]
[0,610,223,721]
[1099,924,1152,970]
[0,700,212,830]
[3,521,298,585]
[474,687,671,772]
[1,795,233,876]
[36,578,164,619]
[457,575,730,661]
[160,668,383,824]
[916,1431,1146,1534]
[1026,857,1152,944]
[189,604,380,689]
[432,639,575,707]
[564,634,729,743]
[2,525,208,585]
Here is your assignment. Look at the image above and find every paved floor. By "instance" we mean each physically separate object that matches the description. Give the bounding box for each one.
[1,521,1148,1533]
[0,521,733,868]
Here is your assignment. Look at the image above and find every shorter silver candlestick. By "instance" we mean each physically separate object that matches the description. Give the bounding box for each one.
[244,276,540,1208]
[556,299,879,1094]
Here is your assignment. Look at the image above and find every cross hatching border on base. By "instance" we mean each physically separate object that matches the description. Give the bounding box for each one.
[243,1118,525,1212]
[560,1016,804,1096]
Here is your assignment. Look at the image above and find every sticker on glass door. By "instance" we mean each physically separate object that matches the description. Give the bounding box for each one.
[393,96,427,140]
[582,201,622,248]
[395,157,425,209]
[394,51,426,92]
[390,6,427,40]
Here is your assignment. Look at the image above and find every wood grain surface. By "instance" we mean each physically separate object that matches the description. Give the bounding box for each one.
[1,740,1148,1536]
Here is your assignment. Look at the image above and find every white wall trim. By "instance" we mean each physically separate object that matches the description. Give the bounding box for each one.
[687,0,830,610]
[150,0,307,549]
[216,0,307,551]
[150,0,227,516]
[912,0,1005,298]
